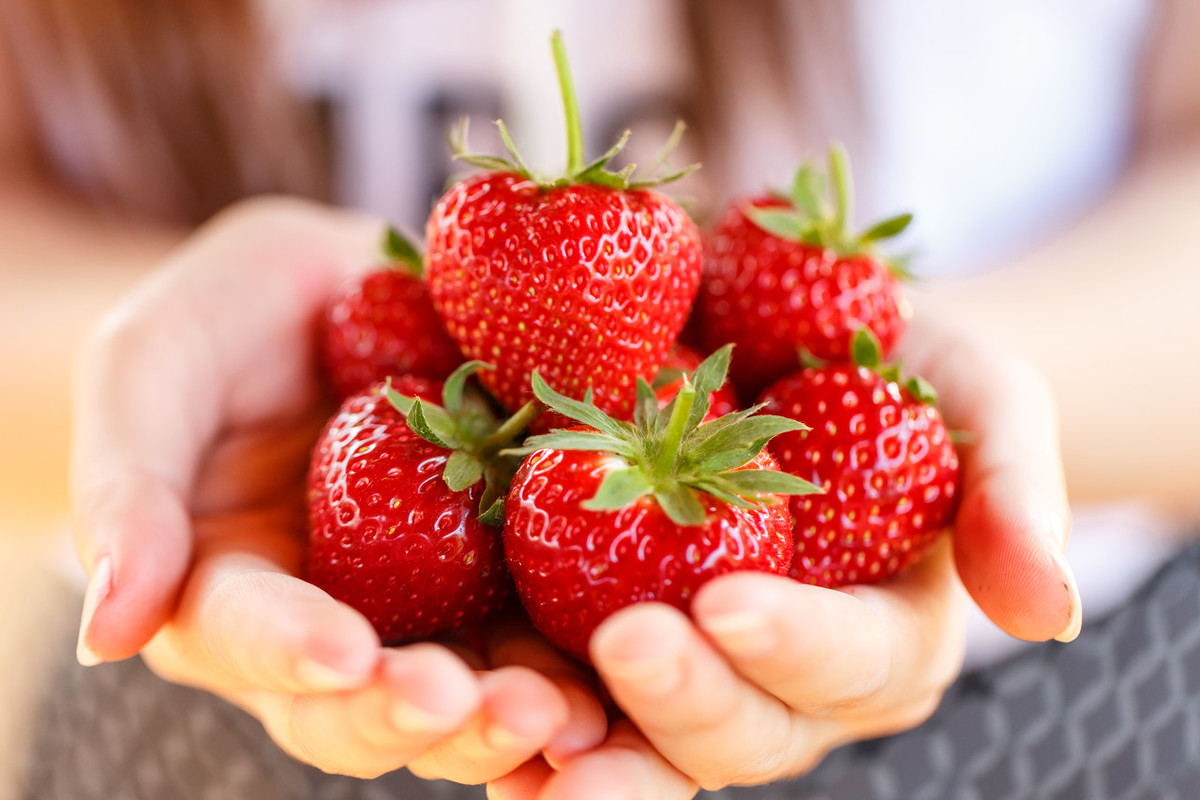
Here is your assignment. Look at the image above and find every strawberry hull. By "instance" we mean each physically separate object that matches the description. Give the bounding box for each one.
[306,380,510,644]
[698,196,909,400]
[502,448,793,660]
[425,172,702,429]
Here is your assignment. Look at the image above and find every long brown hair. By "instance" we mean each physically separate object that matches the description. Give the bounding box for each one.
[0,0,328,225]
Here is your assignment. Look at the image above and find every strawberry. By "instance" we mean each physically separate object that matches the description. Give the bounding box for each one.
[425,31,701,429]
[653,344,739,418]
[321,228,464,400]
[696,146,911,399]
[502,347,820,659]
[758,330,960,588]
[305,364,536,644]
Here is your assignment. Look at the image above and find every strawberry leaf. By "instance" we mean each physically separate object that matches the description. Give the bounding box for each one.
[443,361,493,416]
[653,485,706,527]
[633,377,659,429]
[478,495,506,526]
[443,451,485,492]
[582,467,654,512]
[721,468,823,496]
[745,207,808,241]
[683,344,733,432]
[406,399,460,450]
[384,379,417,416]
[790,164,825,219]
[530,371,634,440]
[851,328,884,370]
[506,431,638,459]
[687,415,808,468]
[905,375,939,405]
[860,213,913,243]
[382,226,423,275]
[688,476,757,509]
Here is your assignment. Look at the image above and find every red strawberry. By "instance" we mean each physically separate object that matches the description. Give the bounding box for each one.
[425,32,701,428]
[321,228,463,400]
[697,146,911,399]
[654,344,739,417]
[758,330,960,588]
[306,365,535,644]
[502,347,820,659]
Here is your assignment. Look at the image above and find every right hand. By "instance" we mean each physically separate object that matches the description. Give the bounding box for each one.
[69,197,605,781]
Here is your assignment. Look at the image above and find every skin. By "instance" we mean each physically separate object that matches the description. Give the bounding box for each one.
[0,3,1196,795]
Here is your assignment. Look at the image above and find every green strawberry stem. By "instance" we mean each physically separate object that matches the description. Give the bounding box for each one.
[477,399,543,461]
[651,380,695,481]
[745,144,912,267]
[828,145,852,237]
[551,30,585,176]
[448,30,696,191]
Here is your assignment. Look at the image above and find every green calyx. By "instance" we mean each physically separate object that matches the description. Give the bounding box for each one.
[448,30,698,191]
[386,361,542,523]
[504,346,823,527]
[381,226,423,278]
[849,328,939,405]
[745,144,913,275]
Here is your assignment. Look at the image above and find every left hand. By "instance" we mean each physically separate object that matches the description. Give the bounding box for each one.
[488,312,1080,798]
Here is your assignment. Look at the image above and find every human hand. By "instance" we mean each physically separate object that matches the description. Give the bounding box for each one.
[487,312,1080,798]
[69,198,605,781]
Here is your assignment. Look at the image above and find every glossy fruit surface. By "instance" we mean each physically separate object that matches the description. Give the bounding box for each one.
[503,446,792,659]
[306,377,509,643]
[322,268,463,399]
[426,172,701,425]
[760,363,959,587]
[699,196,908,399]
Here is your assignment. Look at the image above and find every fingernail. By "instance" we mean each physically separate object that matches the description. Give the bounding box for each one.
[294,656,368,691]
[388,697,462,734]
[76,555,112,667]
[699,610,776,658]
[1049,547,1083,643]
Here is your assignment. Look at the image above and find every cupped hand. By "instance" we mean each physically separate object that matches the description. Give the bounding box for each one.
[488,312,1080,798]
[69,198,606,781]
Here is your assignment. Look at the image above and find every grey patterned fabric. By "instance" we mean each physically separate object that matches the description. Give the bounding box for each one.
[24,543,1200,800]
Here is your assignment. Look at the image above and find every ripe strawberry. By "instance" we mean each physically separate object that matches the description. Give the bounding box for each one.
[502,347,820,659]
[321,228,464,400]
[758,330,960,588]
[305,364,536,644]
[696,146,911,399]
[653,344,739,417]
[425,32,701,428]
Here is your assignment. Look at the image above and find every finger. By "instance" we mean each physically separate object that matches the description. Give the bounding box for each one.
[145,514,380,695]
[832,540,967,720]
[486,618,608,763]
[486,758,555,800]
[249,645,482,780]
[897,314,1080,642]
[408,666,571,786]
[70,200,382,662]
[692,572,891,712]
[589,603,799,789]
[535,721,698,800]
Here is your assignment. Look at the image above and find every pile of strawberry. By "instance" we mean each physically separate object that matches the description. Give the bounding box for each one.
[306,33,960,659]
